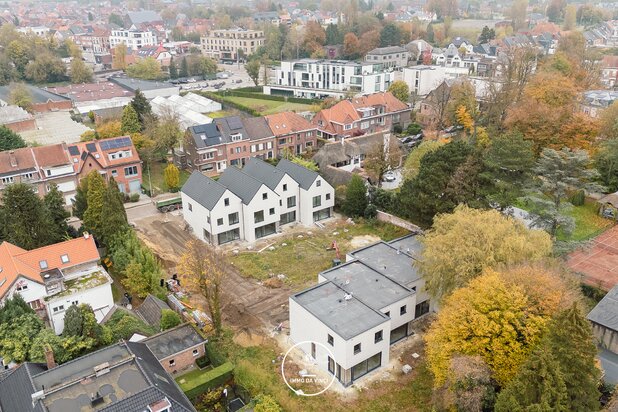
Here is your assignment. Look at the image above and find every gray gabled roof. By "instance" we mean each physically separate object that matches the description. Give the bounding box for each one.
[181,171,228,211]
[188,123,225,149]
[243,158,286,191]
[135,294,171,327]
[588,285,618,332]
[217,166,264,205]
[0,363,45,412]
[99,386,190,412]
[276,158,318,190]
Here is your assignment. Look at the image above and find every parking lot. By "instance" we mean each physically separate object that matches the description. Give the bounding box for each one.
[174,62,261,93]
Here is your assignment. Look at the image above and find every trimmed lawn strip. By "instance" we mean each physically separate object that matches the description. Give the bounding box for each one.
[230,220,409,290]
[223,96,316,115]
[142,160,191,196]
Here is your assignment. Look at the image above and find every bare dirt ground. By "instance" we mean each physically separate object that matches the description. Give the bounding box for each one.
[133,211,292,333]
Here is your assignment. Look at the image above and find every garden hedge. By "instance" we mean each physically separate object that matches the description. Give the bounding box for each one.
[179,362,234,399]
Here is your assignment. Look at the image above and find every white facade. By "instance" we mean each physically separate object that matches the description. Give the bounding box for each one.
[241,184,281,243]
[109,27,157,50]
[298,176,335,226]
[181,188,244,245]
[403,65,469,96]
[266,59,394,99]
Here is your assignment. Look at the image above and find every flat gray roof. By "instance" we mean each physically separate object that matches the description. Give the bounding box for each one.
[144,323,205,360]
[110,76,178,92]
[588,285,618,331]
[292,281,387,340]
[388,234,423,259]
[321,260,413,310]
[350,241,421,286]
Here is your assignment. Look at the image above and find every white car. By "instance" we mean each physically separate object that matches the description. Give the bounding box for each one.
[383,171,396,182]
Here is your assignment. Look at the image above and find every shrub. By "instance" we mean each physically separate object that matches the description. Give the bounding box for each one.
[407,123,422,135]
[393,124,403,134]
[130,193,140,202]
[196,355,211,369]
[364,203,377,219]
[206,340,228,367]
[160,309,181,330]
[570,190,585,206]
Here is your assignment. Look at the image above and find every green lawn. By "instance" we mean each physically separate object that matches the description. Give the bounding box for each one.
[142,160,191,196]
[514,198,613,242]
[224,96,317,115]
[230,219,409,290]
[557,201,613,242]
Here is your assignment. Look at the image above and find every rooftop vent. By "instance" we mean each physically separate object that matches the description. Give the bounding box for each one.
[344,293,353,301]
[94,362,110,377]
[90,391,104,407]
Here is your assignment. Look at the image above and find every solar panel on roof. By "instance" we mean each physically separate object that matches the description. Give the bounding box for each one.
[80,151,88,161]
[86,143,96,152]
[227,117,243,130]
[68,146,79,156]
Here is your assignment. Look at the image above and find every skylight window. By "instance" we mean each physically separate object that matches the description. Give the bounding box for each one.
[39,260,48,270]
[61,254,69,264]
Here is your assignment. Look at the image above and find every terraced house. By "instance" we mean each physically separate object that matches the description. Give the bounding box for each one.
[183,114,317,176]
[181,158,334,245]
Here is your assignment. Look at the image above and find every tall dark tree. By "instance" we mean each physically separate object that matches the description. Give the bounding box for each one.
[44,183,70,241]
[547,304,601,411]
[478,26,496,43]
[130,89,152,126]
[325,24,342,45]
[99,178,129,246]
[398,141,473,226]
[0,183,55,249]
[380,23,403,46]
[343,175,368,217]
[495,343,569,411]
[72,178,88,219]
[179,57,189,78]
[0,125,26,151]
[169,56,178,79]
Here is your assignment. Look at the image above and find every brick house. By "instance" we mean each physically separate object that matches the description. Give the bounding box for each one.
[0,144,77,205]
[312,92,411,140]
[264,111,318,156]
[142,323,206,375]
[68,136,143,194]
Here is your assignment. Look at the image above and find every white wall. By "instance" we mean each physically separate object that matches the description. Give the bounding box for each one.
[403,66,468,96]
[289,298,390,374]
[379,295,417,331]
[242,184,280,243]
[182,189,243,244]
[298,177,335,226]
[275,174,300,224]
[47,279,114,334]
[3,277,47,306]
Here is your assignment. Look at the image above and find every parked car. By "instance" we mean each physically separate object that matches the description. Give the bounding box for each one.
[235,79,242,83]
[187,78,197,83]
[383,171,396,182]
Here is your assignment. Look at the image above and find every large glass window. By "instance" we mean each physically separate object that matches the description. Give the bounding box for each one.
[228,212,239,225]
[313,208,331,222]
[390,324,408,344]
[217,228,240,244]
[255,222,276,239]
[280,211,296,225]
[287,196,296,208]
[312,195,321,207]
[254,210,264,223]
[415,300,430,318]
[351,352,381,381]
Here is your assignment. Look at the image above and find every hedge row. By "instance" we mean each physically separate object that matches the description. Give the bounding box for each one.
[205,340,228,367]
[179,362,235,399]
[219,90,321,105]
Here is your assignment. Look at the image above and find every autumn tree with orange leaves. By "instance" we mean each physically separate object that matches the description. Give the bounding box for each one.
[178,240,226,335]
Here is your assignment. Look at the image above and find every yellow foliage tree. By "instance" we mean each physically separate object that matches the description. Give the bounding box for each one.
[96,120,123,139]
[164,163,180,191]
[425,265,577,386]
[417,205,552,301]
[177,240,226,335]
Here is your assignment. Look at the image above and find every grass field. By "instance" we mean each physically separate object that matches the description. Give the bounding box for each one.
[208,110,234,119]
[230,219,409,290]
[224,96,317,115]
[142,160,191,196]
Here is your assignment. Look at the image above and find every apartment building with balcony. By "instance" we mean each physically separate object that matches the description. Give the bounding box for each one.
[109,26,157,50]
[264,59,394,99]
[200,28,265,61]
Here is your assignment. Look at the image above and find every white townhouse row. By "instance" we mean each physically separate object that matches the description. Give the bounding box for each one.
[289,235,435,387]
[181,158,335,245]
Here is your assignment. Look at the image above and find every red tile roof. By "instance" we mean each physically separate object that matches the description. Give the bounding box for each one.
[264,111,314,137]
[68,136,141,173]
[314,92,408,126]
[0,235,100,298]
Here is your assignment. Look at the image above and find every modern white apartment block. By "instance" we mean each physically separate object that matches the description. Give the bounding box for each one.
[265,59,395,99]
[181,158,335,245]
[365,46,410,69]
[109,26,157,50]
[403,65,469,96]
[289,235,432,387]
[200,28,265,61]
[0,234,114,334]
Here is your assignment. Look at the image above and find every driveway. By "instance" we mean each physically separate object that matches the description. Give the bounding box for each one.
[381,169,403,190]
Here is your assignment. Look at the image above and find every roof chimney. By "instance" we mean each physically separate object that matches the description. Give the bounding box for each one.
[8,151,17,168]
[44,344,56,369]
[83,232,90,239]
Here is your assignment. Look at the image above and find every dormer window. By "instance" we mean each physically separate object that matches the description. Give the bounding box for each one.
[230,133,242,142]
[61,254,69,264]
[39,260,48,270]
